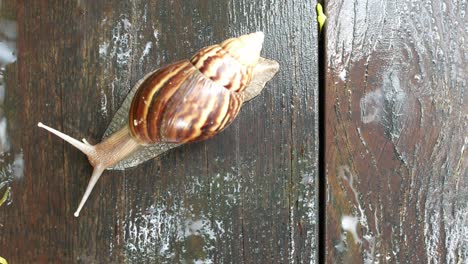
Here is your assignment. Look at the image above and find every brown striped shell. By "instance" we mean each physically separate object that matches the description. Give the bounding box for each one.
[128,32,264,144]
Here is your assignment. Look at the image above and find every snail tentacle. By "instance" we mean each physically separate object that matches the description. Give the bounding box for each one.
[38,122,141,216]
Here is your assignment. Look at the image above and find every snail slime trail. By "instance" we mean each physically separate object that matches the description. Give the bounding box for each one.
[38,32,280,217]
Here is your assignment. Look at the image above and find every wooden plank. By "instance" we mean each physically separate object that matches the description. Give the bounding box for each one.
[325,0,467,262]
[0,0,319,263]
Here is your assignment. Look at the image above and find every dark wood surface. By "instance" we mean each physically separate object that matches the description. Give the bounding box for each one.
[325,0,467,263]
[0,0,318,263]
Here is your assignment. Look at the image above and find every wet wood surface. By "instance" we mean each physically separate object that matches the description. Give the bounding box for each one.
[0,0,318,263]
[325,0,467,263]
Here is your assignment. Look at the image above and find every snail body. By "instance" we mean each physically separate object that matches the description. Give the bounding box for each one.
[38,32,279,217]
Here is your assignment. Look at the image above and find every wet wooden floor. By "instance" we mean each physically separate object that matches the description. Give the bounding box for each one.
[0,0,318,263]
[325,0,467,263]
[0,0,466,263]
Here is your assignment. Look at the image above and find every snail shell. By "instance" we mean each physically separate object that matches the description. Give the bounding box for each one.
[105,57,279,170]
[129,32,263,144]
[38,32,279,216]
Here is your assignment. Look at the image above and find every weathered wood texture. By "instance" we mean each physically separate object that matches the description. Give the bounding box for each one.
[0,0,318,263]
[325,0,467,263]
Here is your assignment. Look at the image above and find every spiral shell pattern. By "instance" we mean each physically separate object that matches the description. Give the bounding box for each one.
[128,32,264,144]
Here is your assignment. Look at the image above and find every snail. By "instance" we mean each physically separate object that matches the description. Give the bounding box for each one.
[38,32,279,217]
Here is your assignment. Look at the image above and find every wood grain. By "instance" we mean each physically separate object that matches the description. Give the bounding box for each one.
[325,0,467,263]
[0,0,318,263]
